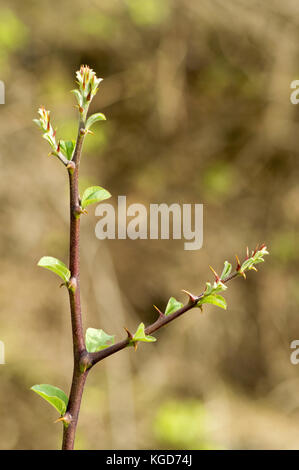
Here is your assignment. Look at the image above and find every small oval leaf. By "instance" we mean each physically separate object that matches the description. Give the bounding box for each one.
[60,140,75,160]
[85,328,115,353]
[81,186,111,209]
[38,256,70,283]
[197,294,227,310]
[31,384,68,416]
[132,322,156,343]
[165,297,183,316]
[71,89,82,107]
[220,261,232,280]
[86,112,106,130]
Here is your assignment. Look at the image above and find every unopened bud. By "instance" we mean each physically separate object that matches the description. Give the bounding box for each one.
[68,277,77,292]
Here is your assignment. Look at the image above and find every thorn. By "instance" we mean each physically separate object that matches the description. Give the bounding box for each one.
[153,305,164,318]
[209,266,219,282]
[198,304,203,313]
[54,414,71,425]
[134,342,138,352]
[235,255,241,271]
[54,416,65,424]
[181,289,197,303]
[240,271,246,280]
[251,266,258,272]
[124,327,133,340]
[246,246,249,260]
[252,244,259,256]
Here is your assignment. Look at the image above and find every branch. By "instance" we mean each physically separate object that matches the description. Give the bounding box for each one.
[88,272,241,367]
[33,107,72,167]
[88,245,268,367]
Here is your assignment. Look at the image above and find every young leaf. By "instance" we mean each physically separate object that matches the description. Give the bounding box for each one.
[85,328,115,353]
[198,294,227,310]
[165,297,183,316]
[220,261,232,280]
[37,256,70,283]
[86,112,106,130]
[30,384,68,416]
[60,140,75,160]
[81,186,111,209]
[71,89,82,107]
[204,280,227,296]
[132,323,156,343]
[33,118,42,129]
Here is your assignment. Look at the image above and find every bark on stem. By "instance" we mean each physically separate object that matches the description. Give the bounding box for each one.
[62,122,87,450]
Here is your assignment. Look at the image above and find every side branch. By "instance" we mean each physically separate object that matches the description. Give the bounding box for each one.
[89,272,240,367]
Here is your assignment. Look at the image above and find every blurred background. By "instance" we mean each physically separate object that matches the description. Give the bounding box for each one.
[0,0,299,450]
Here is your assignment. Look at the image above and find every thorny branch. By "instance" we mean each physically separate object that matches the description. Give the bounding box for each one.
[33,66,269,450]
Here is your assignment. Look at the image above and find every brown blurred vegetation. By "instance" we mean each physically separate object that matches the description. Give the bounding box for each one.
[0,0,299,449]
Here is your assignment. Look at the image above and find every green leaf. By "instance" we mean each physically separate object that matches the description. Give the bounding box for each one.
[204,280,227,296]
[60,140,75,160]
[132,322,156,343]
[37,256,70,283]
[220,261,232,280]
[81,186,111,209]
[197,294,227,310]
[165,297,183,316]
[30,384,68,416]
[86,112,106,130]
[85,328,115,353]
[42,132,56,149]
[71,89,82,107]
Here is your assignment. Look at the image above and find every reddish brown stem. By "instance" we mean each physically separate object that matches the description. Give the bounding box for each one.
[62,369,89,450]
[62,122,87,450]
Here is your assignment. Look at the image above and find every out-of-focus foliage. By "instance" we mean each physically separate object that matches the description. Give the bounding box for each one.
[154,399,213,450]
[0,0,299,450]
